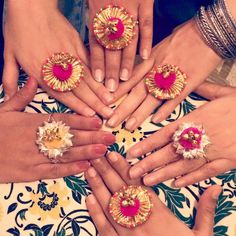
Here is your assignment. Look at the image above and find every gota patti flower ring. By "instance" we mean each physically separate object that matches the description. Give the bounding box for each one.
[42,52,84,92]
[145,64,187,100]
[36,114,73,163]
[109,186,153,228]
[93,5,137,50]
[172,123,211,161]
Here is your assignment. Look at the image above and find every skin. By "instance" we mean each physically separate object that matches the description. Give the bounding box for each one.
[127,82,236,187]
[3,0,114,118]
[85,152,222,236]
[0,77,116,183]
[88,0,154,91]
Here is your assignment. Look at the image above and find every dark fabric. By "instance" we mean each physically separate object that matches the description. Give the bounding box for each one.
[0,0,4,83]
[153,0,214,45]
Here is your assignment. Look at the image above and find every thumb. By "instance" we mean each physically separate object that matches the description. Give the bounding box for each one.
[194,82,236,101]
[0,77,38,112]
[193,185,222,236]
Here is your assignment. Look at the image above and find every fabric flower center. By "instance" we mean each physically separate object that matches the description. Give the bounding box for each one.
[154,71,177,90]
[107,18,125,40]
[120,198,140,217]
[52,63,73,81]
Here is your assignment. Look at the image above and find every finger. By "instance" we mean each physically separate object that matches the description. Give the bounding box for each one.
[174,159,234,187]
[139,0,154,60]
[105,50,121,92]
[62,144,107,162]
[107,152,141,186]
[85,167,111,211]
[195,82,236,100]
[73,80,114,118]
[120,26,139,81]
[38,161,91,180]
[91,157,126,193]
[2,55,19,101]
[106,81,147,128]
[83,67,114,105]
[126,94,161,131]
[129,144,180,180]
[0,77,38,112]
[143,157,206,186]
[39,82,96,117]
[89,31,105,83]
[86,194,118,236]
[194,185,222,236]
[71,130,116,146]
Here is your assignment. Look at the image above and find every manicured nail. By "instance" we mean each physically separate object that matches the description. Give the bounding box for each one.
[78,161,91,170]
[84,107,96,117]
[125,117,137,131]
[94,69,104,82]
[102,93,114,104]
[102,107,114,118]
[87,167,97,178]
[152,115,160,124]
[108,152,119,162]
[120,69,129,81]
[141,49,150,60]
[212,187,222,200]
[143,175,155,186]
[103,134,116,145]
[107,114,119,127]
[92,118,103,128]
[129,167,143,179]
[87,194,96,204]
[106,78,117,92]
[4,95,10,102]
[128,148,142,159]
[94,144,107,155]
[174,180,183,188]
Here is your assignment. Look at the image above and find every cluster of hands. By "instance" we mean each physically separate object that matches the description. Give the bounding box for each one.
[1,0,236,235]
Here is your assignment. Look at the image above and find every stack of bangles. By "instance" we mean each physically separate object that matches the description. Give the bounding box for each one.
[195,0,236,59]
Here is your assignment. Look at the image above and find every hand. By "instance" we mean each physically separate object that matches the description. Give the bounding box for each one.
[3,0,114,118]
[88,0,154,91]
[85,152,222,236]
[127,82,236,187]
[106,19,222,130]
[0,77,116,183]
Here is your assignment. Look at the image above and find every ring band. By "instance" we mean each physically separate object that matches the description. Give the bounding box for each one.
[145,64,187,100]
[172,123,210,160]
[42,52,84,92]
[109,186,153,228]
[36,114,73,163]
[93,5,137,50]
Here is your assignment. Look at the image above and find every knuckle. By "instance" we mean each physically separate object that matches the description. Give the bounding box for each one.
[49,164,60,178]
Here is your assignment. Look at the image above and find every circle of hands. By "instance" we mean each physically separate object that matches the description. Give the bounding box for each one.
[1,1,236,235]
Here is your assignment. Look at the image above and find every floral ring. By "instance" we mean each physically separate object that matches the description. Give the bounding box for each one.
[36,114,73,163]
[109,186,153,228]
[172,123,211,160]
[145,64,187,100]
[93,5,137,50]
[42,52,84,92]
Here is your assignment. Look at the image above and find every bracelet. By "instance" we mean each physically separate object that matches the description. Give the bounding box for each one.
[195,0,236,59]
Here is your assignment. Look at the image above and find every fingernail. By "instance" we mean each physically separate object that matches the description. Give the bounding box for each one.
[84,107,96,117]
[141,49,150,60]
[107,114,119,127]
[103,134,116,145]
[4,95,10,102]
[129,167,143,179]
[125,117,137,131]
[94,144,107,155]
[78,161,91,170]
[174,180,183,188]
[92,118,103,128]
[128,148,142,159]
[108,152,119,162]
[102,93,114,104]
[102,107,114,118]
[106,78,117,92]
[151,115,160,124]
[87,194,96,204]
[94,69,104,82]
[212,188,222,200]
[87,167,97,178]
[143,175,155,186]
[120,69,129,81]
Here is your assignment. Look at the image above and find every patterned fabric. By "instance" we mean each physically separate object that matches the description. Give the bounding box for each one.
[0,72,235,236]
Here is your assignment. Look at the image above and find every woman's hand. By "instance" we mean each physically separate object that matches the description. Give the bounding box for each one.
[127,82,236,187]
[106,19,222,130]
[88,0,154,91]
[3,0,114,118]
[0,77,116,183]
[85,152,222,236]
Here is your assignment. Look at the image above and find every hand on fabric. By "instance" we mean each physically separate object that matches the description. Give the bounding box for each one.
[85,152,221,236]
[88,0,154,91]
[0,77,116,183]
[3,0,114,118]
[106,19,222,130]
[127,82,236,187]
